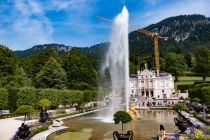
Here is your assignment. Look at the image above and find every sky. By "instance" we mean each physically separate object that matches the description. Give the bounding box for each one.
[0,0,210,50]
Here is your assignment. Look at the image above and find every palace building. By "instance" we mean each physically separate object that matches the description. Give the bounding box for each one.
[129,65,188,107]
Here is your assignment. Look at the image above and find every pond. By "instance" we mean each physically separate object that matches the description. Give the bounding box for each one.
[47,110,178,140]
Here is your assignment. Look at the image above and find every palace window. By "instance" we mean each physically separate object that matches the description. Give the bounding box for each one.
[141,91,144,96]
[150,80,153,85]
[151,91,154,97]
[130,82,134,88]
[161,81,164,87]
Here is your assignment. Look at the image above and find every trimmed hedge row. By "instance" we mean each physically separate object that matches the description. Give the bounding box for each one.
[189,86,210,104]
[177,84,194,91]
[0,114,17,119]
[52,112,79,119]
[1,87,97,112]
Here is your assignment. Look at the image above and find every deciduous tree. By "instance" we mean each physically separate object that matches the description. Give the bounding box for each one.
[15,105,34,121]
[194,46,210,81]
[165,53,187,81]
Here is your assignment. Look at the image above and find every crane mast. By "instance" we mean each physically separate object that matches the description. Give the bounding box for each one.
[97,16,167,73]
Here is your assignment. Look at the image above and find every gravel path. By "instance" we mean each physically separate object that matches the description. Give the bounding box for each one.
[0,116,25,140]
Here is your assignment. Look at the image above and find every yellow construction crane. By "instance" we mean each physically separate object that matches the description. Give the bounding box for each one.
[97,16,168,72]
[135,29,168,71]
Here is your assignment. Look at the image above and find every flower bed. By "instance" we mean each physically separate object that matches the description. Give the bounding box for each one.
[194,114,210,125]
[30,125,49,137]
[52,112,79,119]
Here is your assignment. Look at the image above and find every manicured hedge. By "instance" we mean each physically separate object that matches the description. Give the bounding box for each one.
[7,88,19,112]
[0,88,8,109]
[52,112,79,119]
[1,87,97,112]
[177,84,194,91]
[0,114,17,119]
[189,86,210,104]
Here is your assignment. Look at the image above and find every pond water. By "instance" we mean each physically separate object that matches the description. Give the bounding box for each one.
[48,110,178,140]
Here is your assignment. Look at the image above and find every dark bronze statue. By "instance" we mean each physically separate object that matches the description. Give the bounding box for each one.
[39,108,49,123]
[17,123,30,139]
[174,117,190,133]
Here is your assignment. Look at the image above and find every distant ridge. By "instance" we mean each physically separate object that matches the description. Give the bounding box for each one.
[14,14,210,60]
[15,43,72,58]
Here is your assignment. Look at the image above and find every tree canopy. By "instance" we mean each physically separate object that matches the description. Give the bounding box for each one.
[173,103,188,111]
[15,105,35,120]
[0,45,17,77]
[164,53,187,81]
[35,57,67,89]
[62,49,98,89]
[0,67,31,88]
[38,99,51,109]
[194,45,210,81]
[113,111,132,134]
[0,88,8,109]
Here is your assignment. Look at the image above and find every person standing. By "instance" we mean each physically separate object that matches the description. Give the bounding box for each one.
[157,124,166,140]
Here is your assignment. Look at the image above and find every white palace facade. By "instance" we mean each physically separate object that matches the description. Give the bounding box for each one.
[129,66,188,107]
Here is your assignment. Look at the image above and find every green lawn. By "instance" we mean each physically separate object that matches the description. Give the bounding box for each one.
[174,76,210,90]
[178,76,210,81]
[174,76,210,85]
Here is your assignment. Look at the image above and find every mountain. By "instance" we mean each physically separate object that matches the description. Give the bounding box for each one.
[14,15,210,68]
[129,14,210,57]
[15,43,72,58]
[75,42,109,69]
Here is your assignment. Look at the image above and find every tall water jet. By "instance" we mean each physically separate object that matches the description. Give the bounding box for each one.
[100,6,129,121]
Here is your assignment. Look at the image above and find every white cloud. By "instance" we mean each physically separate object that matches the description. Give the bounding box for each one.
[28,0,43,14]
[2,0,53,50]
[50,0,90,12]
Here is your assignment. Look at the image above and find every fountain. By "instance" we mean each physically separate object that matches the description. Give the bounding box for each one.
[100,6,129,122]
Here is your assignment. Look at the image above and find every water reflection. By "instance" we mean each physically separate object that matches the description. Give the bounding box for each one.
[48,110,178,140]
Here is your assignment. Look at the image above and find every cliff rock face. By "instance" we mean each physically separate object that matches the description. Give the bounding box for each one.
[146,15,210,42]
[129,14,210,57]
[15,43,72,58]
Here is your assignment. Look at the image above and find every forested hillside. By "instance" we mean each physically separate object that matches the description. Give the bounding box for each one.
[13,14,210,79]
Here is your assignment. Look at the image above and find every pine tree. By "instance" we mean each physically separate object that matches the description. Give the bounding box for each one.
[35,57,67,89]
[0,45,17,77]
[0,67,31,88]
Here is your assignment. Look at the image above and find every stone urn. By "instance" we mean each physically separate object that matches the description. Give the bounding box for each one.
[39,108,49,123]
[174,117,189,133]
[113,131,133,140]
[17,123,30,139]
